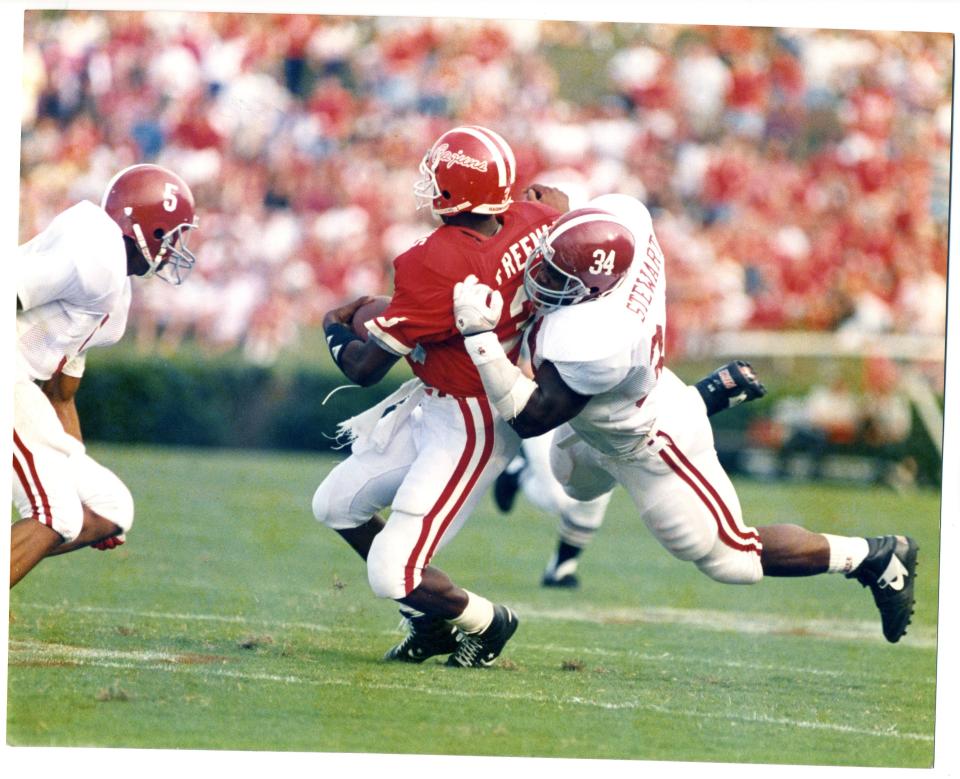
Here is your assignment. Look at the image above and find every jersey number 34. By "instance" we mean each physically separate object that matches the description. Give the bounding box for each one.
[588,249,617,275]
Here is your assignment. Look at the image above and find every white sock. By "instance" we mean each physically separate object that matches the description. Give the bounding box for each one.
[822,534,870,575]
[451,590,495,634]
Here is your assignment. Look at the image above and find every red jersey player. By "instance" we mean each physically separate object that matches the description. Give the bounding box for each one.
[314,125,564,667]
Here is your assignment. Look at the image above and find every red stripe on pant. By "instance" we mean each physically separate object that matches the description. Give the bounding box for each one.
[422,398,495,565]
[402,398,493,594]
[12,430,53,527]
[656,432,761,554]
[657,431,761,546]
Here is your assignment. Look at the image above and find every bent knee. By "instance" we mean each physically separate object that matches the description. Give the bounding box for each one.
[95,480,134,533]
[695,545,764,584]
[312,480,362,530]
[50,502,84,544]
[73,455,135,532]
[366,534,413,600]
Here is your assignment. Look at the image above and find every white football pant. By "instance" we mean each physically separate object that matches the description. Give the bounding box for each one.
[12,378,134,543]
[550,375,763,585]
[518,430,612,547]
[313,391,521,599]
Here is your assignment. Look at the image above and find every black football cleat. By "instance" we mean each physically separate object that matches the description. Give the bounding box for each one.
[541,556,580,589]
[847,535,918,643]
[383,608,462,663]
[541,572,580,588]
[695,360,767,417]
[493,454,526,513]
[445,605,519,668]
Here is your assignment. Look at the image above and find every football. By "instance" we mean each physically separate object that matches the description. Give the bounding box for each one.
[351,295,391,340]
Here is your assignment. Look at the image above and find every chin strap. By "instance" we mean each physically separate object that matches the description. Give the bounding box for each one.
[462,331,537,420]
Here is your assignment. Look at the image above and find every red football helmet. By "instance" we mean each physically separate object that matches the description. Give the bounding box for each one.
[414,125,516,216]
[524,208,636,310]
[101,164,199,285]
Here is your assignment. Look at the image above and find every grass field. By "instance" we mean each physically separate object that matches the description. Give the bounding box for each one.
[5,443,942,769]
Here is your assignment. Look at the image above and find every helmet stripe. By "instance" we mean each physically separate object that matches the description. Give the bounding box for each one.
[547,210,631,247]
[100,163,151,208]
[459,125,516,188]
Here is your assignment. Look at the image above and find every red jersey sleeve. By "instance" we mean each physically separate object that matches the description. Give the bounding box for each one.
[365,237,472,355]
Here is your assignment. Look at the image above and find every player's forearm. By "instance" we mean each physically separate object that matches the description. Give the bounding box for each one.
[42,375,83,441]
[325,323,399,387]
[462,331,538,421]
[341,343,398,387]
[52,398,83,441]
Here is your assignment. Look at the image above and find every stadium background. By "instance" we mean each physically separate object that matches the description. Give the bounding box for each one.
[17,10,949,484]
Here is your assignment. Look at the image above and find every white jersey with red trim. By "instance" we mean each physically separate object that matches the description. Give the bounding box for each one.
[528,193,668,458]
[16,201,132,381]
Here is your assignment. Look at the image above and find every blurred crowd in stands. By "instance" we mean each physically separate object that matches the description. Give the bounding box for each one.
[19,11,951,370]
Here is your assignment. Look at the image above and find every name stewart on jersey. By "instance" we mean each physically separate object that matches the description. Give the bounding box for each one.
[494,224,550,286]
[625,233,665,321]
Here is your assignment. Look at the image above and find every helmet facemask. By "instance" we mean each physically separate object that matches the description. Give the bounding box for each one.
[414,152,443,213]
[523,236,592,312]
[133,219,199,285]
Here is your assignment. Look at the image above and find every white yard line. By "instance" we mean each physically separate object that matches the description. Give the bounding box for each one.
[515,602,939,649]
[14,599,938,648]
[7,640,934,745]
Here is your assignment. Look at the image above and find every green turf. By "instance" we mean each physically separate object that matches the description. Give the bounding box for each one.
[7,444,940,766]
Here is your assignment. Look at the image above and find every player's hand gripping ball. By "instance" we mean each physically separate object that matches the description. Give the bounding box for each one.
[453,274,503,335]
[351,296,391,340]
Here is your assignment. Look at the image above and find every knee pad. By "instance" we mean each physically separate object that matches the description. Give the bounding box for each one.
[311,480,337,528]
[72,453,135,533]
[312,476,363,531]
[695,542,764,585]
[366,530,412,600]
[549,438,616,503]
[643,496,717,562]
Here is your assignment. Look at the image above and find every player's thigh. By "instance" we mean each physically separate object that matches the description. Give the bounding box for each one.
[391,395,519,549]
[11,380,84,542]
[619,401,760,564]
[367,396,519,597]
[549,425,618,503]
[311,416,417,530]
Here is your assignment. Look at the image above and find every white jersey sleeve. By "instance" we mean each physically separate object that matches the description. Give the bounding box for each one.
[553,356,631,397]
[16,201,131,381]
[61,353,87,379]
[17,201,125,311]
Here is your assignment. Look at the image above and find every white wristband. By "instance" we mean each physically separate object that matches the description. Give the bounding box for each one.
[463,332,537,420]
[463,331,506,366]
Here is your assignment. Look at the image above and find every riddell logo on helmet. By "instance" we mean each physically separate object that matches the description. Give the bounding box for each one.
[433,144,489,172]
